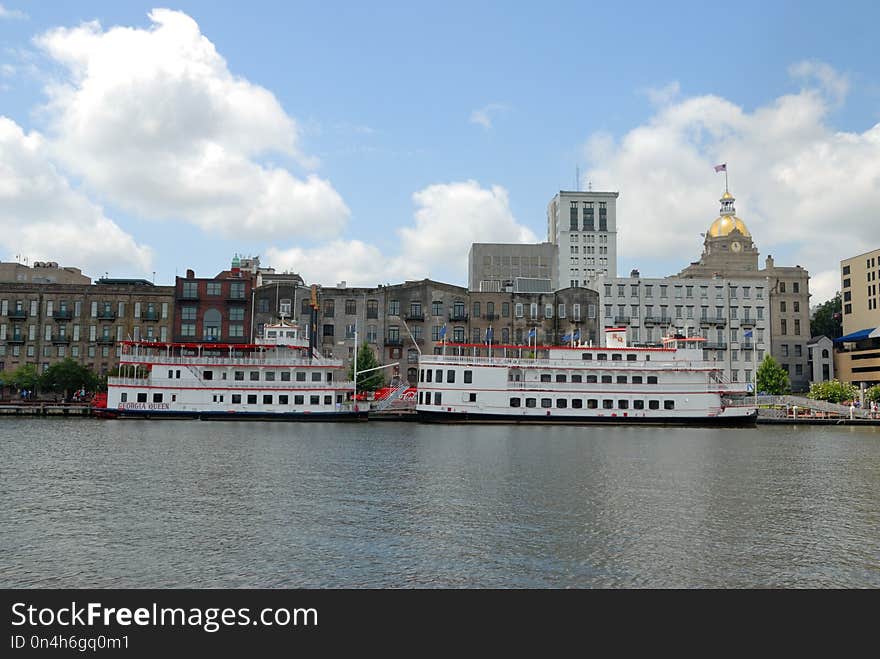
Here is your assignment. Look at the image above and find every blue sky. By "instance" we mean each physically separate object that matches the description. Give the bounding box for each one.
[2,1,879,304]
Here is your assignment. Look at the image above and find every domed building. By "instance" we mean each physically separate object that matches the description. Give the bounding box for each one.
[679,189,760,277]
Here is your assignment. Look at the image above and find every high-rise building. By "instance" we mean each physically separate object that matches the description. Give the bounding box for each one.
[468,243,557,292]
[547,190,619,289]
[835,248,880,387]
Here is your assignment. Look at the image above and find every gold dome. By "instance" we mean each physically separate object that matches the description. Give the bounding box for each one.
[720,191,734,200]
[708,215,750,238]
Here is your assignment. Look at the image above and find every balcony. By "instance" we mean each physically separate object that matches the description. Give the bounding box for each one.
[705,342,728,350]
[97,310,116,320]
[613,316,631,324]
[8,309,26,320]
[52,309,72,320]
[51,335,71,344]
[483,313,499,321]
[6,336,25,344]
[226,295,247,304]
[177,290,199,300]
[741,318,756,327]
[142,311,159,321]
[741,342,754,350]
[711,318,727,326]
[449,312,469,322]
[96,336,116,345]
[404,312,425,322]
[643,316,669,324]
[384,337,403,347]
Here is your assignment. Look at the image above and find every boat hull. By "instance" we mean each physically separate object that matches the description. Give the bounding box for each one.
[416,409,757,427]
[99,408,369,422]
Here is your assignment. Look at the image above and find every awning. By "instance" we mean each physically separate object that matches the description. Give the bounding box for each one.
[834,327,880,343]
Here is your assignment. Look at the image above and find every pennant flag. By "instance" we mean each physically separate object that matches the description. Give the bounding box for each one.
[561,333,571,343]
[439,324,447,339]
[573,329,580,341]
[527,327,537,338]
[743,329,753,338]
[714,163,727,172]
[485,326,494,343]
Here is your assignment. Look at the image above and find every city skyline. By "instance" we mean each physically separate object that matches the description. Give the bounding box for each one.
[2,2,880,304]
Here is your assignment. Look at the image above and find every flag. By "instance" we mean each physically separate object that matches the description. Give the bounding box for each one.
[527,328,537,338]
[714,163,727,172]
[744,329,753,339]
[439,324,447,339]
[485,326,493,343]
[573,329,580,341]
[561,333,571,343]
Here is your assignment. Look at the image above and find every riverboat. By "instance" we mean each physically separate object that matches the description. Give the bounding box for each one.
[101,321,367,421]
[415,328,756,425]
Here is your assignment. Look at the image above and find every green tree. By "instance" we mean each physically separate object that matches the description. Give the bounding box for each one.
[866,385,880,405]
[756,355,790,395]
[40,359,99,400]
[348,342,385,392]
[807,379,858,404]
[810,292,843,339]
[4,363,40,393]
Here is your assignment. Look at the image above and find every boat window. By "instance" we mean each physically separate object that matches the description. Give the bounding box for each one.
[587,375,598,384]
[234,371,244,381]
[281,372,291,382]
[221,372,227,380]
[602,400,613,409]
[510,398,521,407]
[419,369,424,383]
[447,370,455,383]
[626,354,637,361]
[294,395,304,405]
[664,400,675,410]
[418,391,424,404]
[556,374,567,383]
[541,398,552,408]
[296,372,306,382]
[137,393,147,403]
[582,353,593,360]
[249,371,259,381]
[232,394,241,404]
[634,400,644,410]
[468,393,476,402]
[153,393,163,403]
[120,393,128,402]
[540,374,551,382]
[572,399,583,409]
[435,393,442,406]
[601,375,612,384]
[571,374,582,383]
[426,370,433,383]
[612,354,622,361]
[203,370,214,380]
[587,399,598,409]
[645,355,651,361]
[324,395,332,405]
[168,370,173,379]
[247,395,257,405]
[310,395,320,405]
[279,395,289,405]
[263,395,273,405]
[464,370,473,384]
[311,372,321,382]
[617,375,627,384]
[326,372,333,382]
[556,399,567,409]
[265,371,275,381]
[175,370,181,379]
[618,400,629,409]
[649,400,660,410]
[435,370,443,383]
[647,376,659,384]
[525,398,537,408]
[597,354,607,360]
[632,376,643,384]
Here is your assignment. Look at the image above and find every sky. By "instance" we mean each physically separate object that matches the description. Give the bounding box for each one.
[1,1,879,306]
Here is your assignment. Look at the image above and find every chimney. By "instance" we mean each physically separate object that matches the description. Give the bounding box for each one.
[186,269,195,279]
[630,269,640,278]
[765,255,775,269]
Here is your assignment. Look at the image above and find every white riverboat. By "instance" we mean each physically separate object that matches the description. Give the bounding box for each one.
[415,328,756,425]
[103,321,366,421]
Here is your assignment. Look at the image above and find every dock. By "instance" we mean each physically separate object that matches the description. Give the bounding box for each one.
[0,403,94,417]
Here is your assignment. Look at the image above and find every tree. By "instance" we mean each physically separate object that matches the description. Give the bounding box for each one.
[866,385,880,405]
[810,292,843,339]
[756,355,790,395]
[4,364,40,393]
[348,342,385,392]
[807,379,858,404]
[40,359,99,400]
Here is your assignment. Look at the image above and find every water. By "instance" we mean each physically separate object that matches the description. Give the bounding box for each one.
[1,418,878,588]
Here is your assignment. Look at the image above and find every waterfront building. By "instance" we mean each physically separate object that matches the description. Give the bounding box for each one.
[678,188,811,391]
[807,335,835,384]
[468,243,557,292]
[0,277,174,375]
[834,248,880,387]
[173,256,255,343]
[595,270,770,387]
[547,190,619,289]
[0,260,91,285]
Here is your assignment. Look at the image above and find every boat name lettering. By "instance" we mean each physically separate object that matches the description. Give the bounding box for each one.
[118,402,171,410]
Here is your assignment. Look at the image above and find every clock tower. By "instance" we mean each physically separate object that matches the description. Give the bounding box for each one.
[679,188,759,276]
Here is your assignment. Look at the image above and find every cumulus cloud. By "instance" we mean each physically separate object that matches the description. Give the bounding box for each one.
[469,103,508,130]
[268,181,537,286]
[0,4,27,20]
[583,60,876,305]
[34,9,349,240]
[0,116,153,275]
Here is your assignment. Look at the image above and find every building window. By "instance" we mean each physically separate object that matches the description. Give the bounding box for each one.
[367,299,378,319]
[345,299,357,315]
[206,282,221,296]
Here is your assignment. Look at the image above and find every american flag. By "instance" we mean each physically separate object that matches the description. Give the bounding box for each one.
[714,163,727,172]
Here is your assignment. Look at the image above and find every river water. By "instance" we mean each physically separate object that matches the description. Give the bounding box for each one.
[1,418,878,588]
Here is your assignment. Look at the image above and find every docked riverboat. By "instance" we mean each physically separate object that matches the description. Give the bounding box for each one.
[415,329,756,425]
[102,321,366,421]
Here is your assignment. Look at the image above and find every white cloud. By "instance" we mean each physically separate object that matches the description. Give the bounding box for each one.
[643,81,681,107]
[0,4,27,20]
[0,116,153,276]
[583,61,878,305]
[34,9,349,240]
[789,60,849,105]
[268,181,537,287]
[469,103,508,130]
